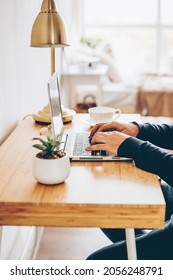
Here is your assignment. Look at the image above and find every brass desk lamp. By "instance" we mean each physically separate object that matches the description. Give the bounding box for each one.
[30,0,69,123]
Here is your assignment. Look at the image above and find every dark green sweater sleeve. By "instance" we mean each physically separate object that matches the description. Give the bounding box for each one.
[118,137,173,187]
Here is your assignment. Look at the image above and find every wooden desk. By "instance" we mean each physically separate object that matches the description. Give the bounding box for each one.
[0,114,165,259]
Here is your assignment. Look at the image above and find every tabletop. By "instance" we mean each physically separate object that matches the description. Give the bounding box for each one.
[61,64,108,76]
[0,114,165,229]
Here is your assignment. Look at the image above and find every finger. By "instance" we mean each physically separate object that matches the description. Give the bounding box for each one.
[96,121,122,133]
[96,123,113,132]
[89,122,115,141]
[85,143,106,151]
[89,123,105,141]
[90,132,107,144]
[89,120,120,133]
[89,124,100,140]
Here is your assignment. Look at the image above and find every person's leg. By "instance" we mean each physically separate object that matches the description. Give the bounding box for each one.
[87,216,173,260]
[100,181,173,244]
[87,182,173,260]
[161,181,173,220]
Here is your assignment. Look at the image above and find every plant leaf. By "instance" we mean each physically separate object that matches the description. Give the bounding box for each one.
[32,137,48,146]
[51,140,60,147]
[47,127,54,141]
[32,144,46,150]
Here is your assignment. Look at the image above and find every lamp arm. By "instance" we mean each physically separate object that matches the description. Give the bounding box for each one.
[51,47,55,75]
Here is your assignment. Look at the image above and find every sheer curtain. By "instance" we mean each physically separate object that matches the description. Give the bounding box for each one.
[60,0,84,66]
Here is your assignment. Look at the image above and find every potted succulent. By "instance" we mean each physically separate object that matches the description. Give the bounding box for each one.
[32,127,70,185]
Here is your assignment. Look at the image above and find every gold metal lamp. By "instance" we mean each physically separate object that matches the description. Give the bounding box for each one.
[31,0,69,123]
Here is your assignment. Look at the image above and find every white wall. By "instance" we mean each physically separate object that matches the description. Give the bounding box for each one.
[59,0,84,47]
[0,0,68,260]
[0,0,68,144]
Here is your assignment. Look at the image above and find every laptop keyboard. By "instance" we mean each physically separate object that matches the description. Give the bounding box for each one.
[73,134,91,156]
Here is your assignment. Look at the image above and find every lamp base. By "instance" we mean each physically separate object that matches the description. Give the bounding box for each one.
[32,104,76,124]
[32,104,51,124]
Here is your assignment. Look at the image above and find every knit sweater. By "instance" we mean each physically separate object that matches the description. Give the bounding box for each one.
[118,123,173,187]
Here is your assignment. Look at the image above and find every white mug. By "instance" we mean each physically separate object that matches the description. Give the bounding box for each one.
[88,106,121,124]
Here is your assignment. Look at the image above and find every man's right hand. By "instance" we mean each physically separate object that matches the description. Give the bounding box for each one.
[89,121,139,142]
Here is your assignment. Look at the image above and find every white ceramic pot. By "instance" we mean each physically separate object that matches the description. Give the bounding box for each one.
[32,154,70,185]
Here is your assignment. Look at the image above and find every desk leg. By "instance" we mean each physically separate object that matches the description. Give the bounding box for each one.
[125,228,137,260]
[0,226,3,260]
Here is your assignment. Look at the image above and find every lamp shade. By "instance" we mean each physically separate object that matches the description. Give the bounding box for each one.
[30,0,69,47]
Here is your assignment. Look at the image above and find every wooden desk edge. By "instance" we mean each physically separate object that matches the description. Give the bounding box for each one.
[0,203,165,229]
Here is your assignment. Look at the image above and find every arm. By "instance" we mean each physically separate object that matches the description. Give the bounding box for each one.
[136,123,173,149]
[88,121,139,142]
[118,137,173,187]
[86,124,173,187]
[89,121,173,150]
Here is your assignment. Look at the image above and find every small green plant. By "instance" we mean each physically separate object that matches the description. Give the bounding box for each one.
[33,127,65,159]
[80,36,102,49]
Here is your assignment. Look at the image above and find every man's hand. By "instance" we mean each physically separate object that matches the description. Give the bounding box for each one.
[86,131,130,155]
[89,121,139,142]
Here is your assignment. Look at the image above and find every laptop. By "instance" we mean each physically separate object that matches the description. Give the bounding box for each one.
[48,72,132,162]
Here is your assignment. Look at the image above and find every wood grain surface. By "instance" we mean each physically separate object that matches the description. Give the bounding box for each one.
[0,114,165,229]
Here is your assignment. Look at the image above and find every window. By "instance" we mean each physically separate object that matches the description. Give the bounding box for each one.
[85,0,157,25]
[83,0,173,80]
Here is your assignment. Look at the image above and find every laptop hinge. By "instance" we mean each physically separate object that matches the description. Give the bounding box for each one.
[58,134,68,151]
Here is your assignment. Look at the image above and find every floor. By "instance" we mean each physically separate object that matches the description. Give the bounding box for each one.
[36,227,111,260]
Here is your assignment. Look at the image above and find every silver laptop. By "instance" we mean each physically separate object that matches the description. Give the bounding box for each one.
[48,72,132,162]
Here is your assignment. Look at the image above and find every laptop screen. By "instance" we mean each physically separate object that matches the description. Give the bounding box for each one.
[48,72,64,137]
